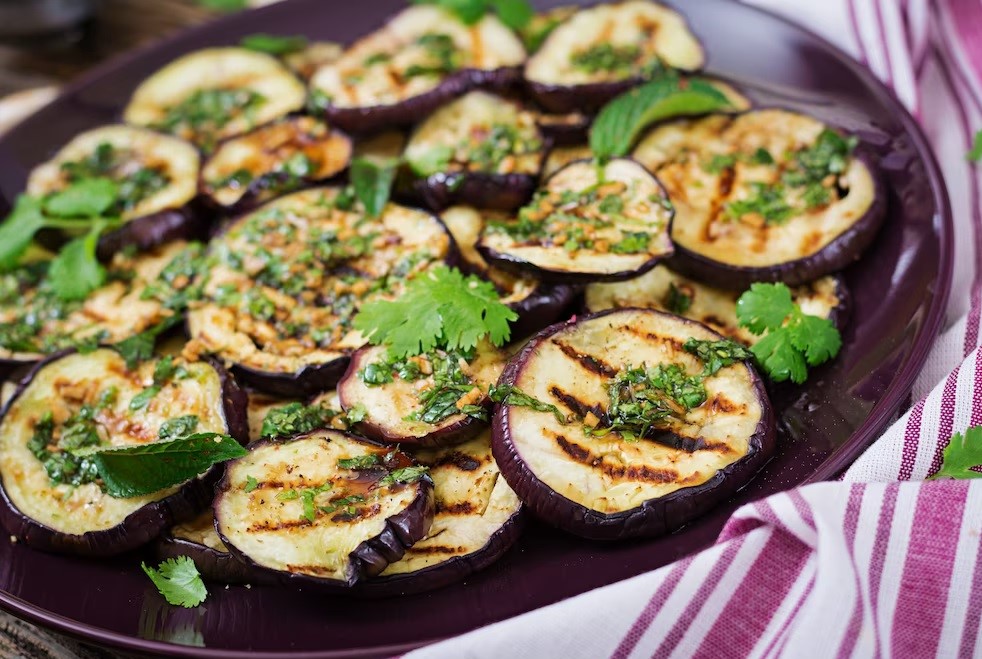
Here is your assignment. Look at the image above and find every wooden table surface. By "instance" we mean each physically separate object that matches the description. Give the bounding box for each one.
[0,3,250,655]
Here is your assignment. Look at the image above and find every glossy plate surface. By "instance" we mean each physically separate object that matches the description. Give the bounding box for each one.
[0,0,952,656]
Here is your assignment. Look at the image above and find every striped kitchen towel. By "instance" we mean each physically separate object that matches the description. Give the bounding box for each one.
[409,0,982,657]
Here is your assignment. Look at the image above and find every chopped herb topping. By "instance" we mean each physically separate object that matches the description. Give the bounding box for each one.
[378,465,429,487]
[337,454,381,470]
[488,384,568,424]
[682,338,754,376]
[571,43,663,79]
[405,33,462,79]
[259,401,343,439]
[664,282,692,315]
[154,88,267,150]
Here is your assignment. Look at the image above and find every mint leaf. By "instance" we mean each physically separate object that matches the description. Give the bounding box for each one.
[0,195,47,270]
[735,282,795,336]
[43,178,118,218]
[46,220,108,301]
[350,157,397,218]
[241,33,308,55]
[489,0,533,29]
[142,557,207,608]
[93,433,248,498]
[929,426,982,480]
[590,76,733,162]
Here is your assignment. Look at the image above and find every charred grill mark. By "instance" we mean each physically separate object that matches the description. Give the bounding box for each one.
[247,518,313,533]
[286,564,337,576]
[437,501,477,515]
[407,544,466,556]
[552,340,617,377]
[555,434,593,462]
[602,463,679,483]
[549,385,605,421]
[431,451,485,472]
[621,325,686,353]
[708,395,745,415]
[705,166,737,237]
[800,230,823,255]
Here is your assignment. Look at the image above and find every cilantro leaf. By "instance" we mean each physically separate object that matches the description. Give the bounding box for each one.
[735,282,795,335]
[789,314,842,366]
[929,426,982,480]
[141,557,207,608]
[0,195,47,270]
[750,330,808,384]
[240,33,308,55]
[970,131,982,163]
[46,220,108,301]
[590,76,733,162]
[353,266,517,358]
[93,433,248,498]
[350,157,397,218]
[43,178,118,218]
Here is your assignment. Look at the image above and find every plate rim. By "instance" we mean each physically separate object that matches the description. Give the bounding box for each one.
[0,0,954,656]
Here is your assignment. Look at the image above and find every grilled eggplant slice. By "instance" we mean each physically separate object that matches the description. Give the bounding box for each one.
[402,91,545,212]
[282,41,343,81]
[124,48,306,151]
[585,268,849,345]
[478,158,674,283]
[0,348,247,555]
[154,510,259,585]
[337,341,506,447]
[309,5,526,134]
[442,206,577,337]
[525,1,705,113]
[201,117,352,213]
[356,429,523,596]
[492,308,775,540]
[214,430,434,588]
[632,109,886,288]
[186,187,454,397]
[26,125,201,258]
[0,241,203,371]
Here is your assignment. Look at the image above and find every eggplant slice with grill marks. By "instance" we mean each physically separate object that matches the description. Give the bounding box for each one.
[26,125,202,258]
[0,241,204,373]
[525,1,706,114]
[0,348,247,556]
[154,509,260,585]
[632,109,886,289]
[402,91,546,212]
[442,206,577,337]
[492,308,775,540]
[356,429,523,597]
[123,47,306,151]
[585,267,849,345]
[478,158,674,283]
[309,5,526,134]
[337,341,507,447]
[186,187,454,398]
[214,430,434,588]
[201,116,353,213]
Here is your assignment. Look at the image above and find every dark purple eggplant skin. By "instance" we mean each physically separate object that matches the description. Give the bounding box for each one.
[230,358,351,400]
[536,113,590,146]
[411,172,538,214]
[214,433,436,589]
[507,282,580,338]
[153,532,267,586]
[321,67,522,135]
[352,506,526,598]
[827,274,852,334]
[337,347,487,447]
[95,206,210,262]
[490,310,777,541]
[527,78,642,115]
[668,150,887,290]
[0,348,248,556]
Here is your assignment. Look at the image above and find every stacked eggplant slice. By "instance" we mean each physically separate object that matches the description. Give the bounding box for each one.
[0,0,886,597]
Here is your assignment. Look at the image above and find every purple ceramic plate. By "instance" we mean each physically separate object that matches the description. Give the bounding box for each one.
[0,0,952,656]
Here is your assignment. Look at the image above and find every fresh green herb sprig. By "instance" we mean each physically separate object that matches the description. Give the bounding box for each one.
[929,426,982,480]
[590,76,733,163]
[350,157,398,218]
[142,557,208,608]
[411,0,533,30]
[735,282,842,384]
[488,384,568,424]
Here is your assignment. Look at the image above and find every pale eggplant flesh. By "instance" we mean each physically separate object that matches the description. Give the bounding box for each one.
[309,5,526,133]
[0,241,203,370]
[282,41,343,81]
[585,267,849,345]
[402,91,546,212]
[525,1,706,113]
[0,348,247,555]
[337,341,506,446]
[186,187,454,397]
[492,308,775,540]
[201,117,353,213]
[632,109,886,289]
[441,205,578,337]
[124,47,307,151]
[26,125,203,258]
[214,430,435,588]
[356,429,524,597]
[478,158,674,283]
